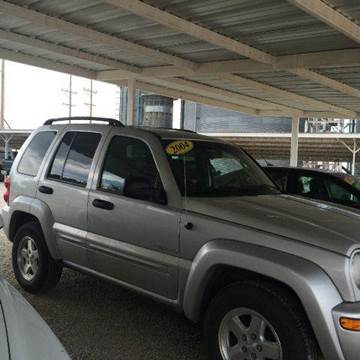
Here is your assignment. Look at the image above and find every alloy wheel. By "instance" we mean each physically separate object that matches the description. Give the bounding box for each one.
[218,307,282,360]
[17,235,40,281]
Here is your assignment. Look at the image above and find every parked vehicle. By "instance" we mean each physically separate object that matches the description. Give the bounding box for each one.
[265,166,360,210]
[1,158,15,175]
[0,276,70,359]
[3,116,360,360]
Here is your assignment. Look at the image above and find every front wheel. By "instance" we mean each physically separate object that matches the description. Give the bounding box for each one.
[12,222,63,293]
[204,281,320,360]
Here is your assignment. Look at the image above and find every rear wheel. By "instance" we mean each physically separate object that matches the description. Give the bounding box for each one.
[12,222,62,293]
[204,281,320,360]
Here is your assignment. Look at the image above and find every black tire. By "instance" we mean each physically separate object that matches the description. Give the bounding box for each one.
[12,221,62,293]
[204,281,320,360]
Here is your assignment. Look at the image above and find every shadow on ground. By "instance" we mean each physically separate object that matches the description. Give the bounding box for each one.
[1,232,206,360]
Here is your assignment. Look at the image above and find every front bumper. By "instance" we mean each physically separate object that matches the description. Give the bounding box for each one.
[333,302,360,360]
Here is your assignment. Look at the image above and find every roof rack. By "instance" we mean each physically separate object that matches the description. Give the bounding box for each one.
[44,116,124,127]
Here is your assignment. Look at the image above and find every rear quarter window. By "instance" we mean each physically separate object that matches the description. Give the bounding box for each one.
[17,131,57,177]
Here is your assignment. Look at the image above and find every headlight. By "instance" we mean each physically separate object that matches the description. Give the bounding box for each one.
[351,252,360,289]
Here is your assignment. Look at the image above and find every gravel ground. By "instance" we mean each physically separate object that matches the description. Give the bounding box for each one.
[0,184,206,360]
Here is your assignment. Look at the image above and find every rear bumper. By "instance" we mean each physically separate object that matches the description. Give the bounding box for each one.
[333,302,360,360]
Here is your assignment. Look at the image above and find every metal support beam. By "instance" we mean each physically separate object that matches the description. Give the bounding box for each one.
[0,48,95,79]
[127,78,136,126]
[222,74,357,119]
[0,0,195,70]
[288,0,360,44]
[0,29,141,75]
[103,0,360,101]
[290,117,300,167]
[148,77,302,115]
[337,138,360,175]
[98,48,360,81]
[104,0,275,64]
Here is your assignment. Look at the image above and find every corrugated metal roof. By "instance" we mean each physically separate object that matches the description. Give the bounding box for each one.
[0,0,358,119]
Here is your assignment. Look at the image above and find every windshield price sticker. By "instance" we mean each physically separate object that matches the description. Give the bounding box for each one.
[166,140,194,155]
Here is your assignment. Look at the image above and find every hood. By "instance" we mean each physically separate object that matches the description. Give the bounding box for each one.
[0,277,70,360]
[185,194,360,256]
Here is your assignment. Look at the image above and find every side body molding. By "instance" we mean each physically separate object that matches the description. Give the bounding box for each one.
[183,240,345,360]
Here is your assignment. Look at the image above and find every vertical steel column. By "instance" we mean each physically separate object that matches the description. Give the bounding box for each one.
[180,100,185,129]
[352,139,357,176]
[127,78,136,126]
[4,135,13,160]
[290,117,300,167]
[0,60,5,129]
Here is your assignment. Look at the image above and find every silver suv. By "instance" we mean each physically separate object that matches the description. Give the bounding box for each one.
[2,117,360,360]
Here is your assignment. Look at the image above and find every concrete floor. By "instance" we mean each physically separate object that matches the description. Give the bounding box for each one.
[0,184,206,360]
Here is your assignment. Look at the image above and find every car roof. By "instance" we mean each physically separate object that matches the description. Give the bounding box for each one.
[41,122,222,142]
[265,166,349,178]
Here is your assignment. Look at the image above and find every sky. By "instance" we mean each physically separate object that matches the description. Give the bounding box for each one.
[3,60,181,130]
[4,61,121,129]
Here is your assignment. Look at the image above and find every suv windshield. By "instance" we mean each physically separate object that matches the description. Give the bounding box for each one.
[162,139,279,197]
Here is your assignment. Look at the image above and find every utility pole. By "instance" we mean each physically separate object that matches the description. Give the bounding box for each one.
[0,59,5,129]
[62,75,77,120]
[84,79,97,118]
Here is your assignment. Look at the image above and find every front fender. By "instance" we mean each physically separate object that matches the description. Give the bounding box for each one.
[183,240,345,360]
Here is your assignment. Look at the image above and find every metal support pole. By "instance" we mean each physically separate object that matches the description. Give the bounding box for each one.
[290,117,300,167]
[127,78,136,126]
[180,99,185,129]
[352,139,357,175]
[4,136,12,160]
[0,60,5,129]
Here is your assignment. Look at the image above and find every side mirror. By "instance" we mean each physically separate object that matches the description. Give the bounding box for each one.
[123,176,167,205]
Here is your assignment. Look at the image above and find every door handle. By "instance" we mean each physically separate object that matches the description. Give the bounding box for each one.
[92,199,114,210]
[38,185,53,194]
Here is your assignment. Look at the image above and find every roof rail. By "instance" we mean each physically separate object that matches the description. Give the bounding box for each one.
[44,116,124,127]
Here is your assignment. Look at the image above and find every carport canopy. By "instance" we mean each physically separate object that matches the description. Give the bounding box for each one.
[0,0,359,166]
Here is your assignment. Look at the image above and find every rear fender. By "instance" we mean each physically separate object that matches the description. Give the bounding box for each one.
[8,196,60,259]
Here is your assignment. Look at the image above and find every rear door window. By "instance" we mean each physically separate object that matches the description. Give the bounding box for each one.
[48,131,101,187]
[18,131,57,176]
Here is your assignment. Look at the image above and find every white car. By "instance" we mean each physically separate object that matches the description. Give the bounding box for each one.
[0,276,70,360]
